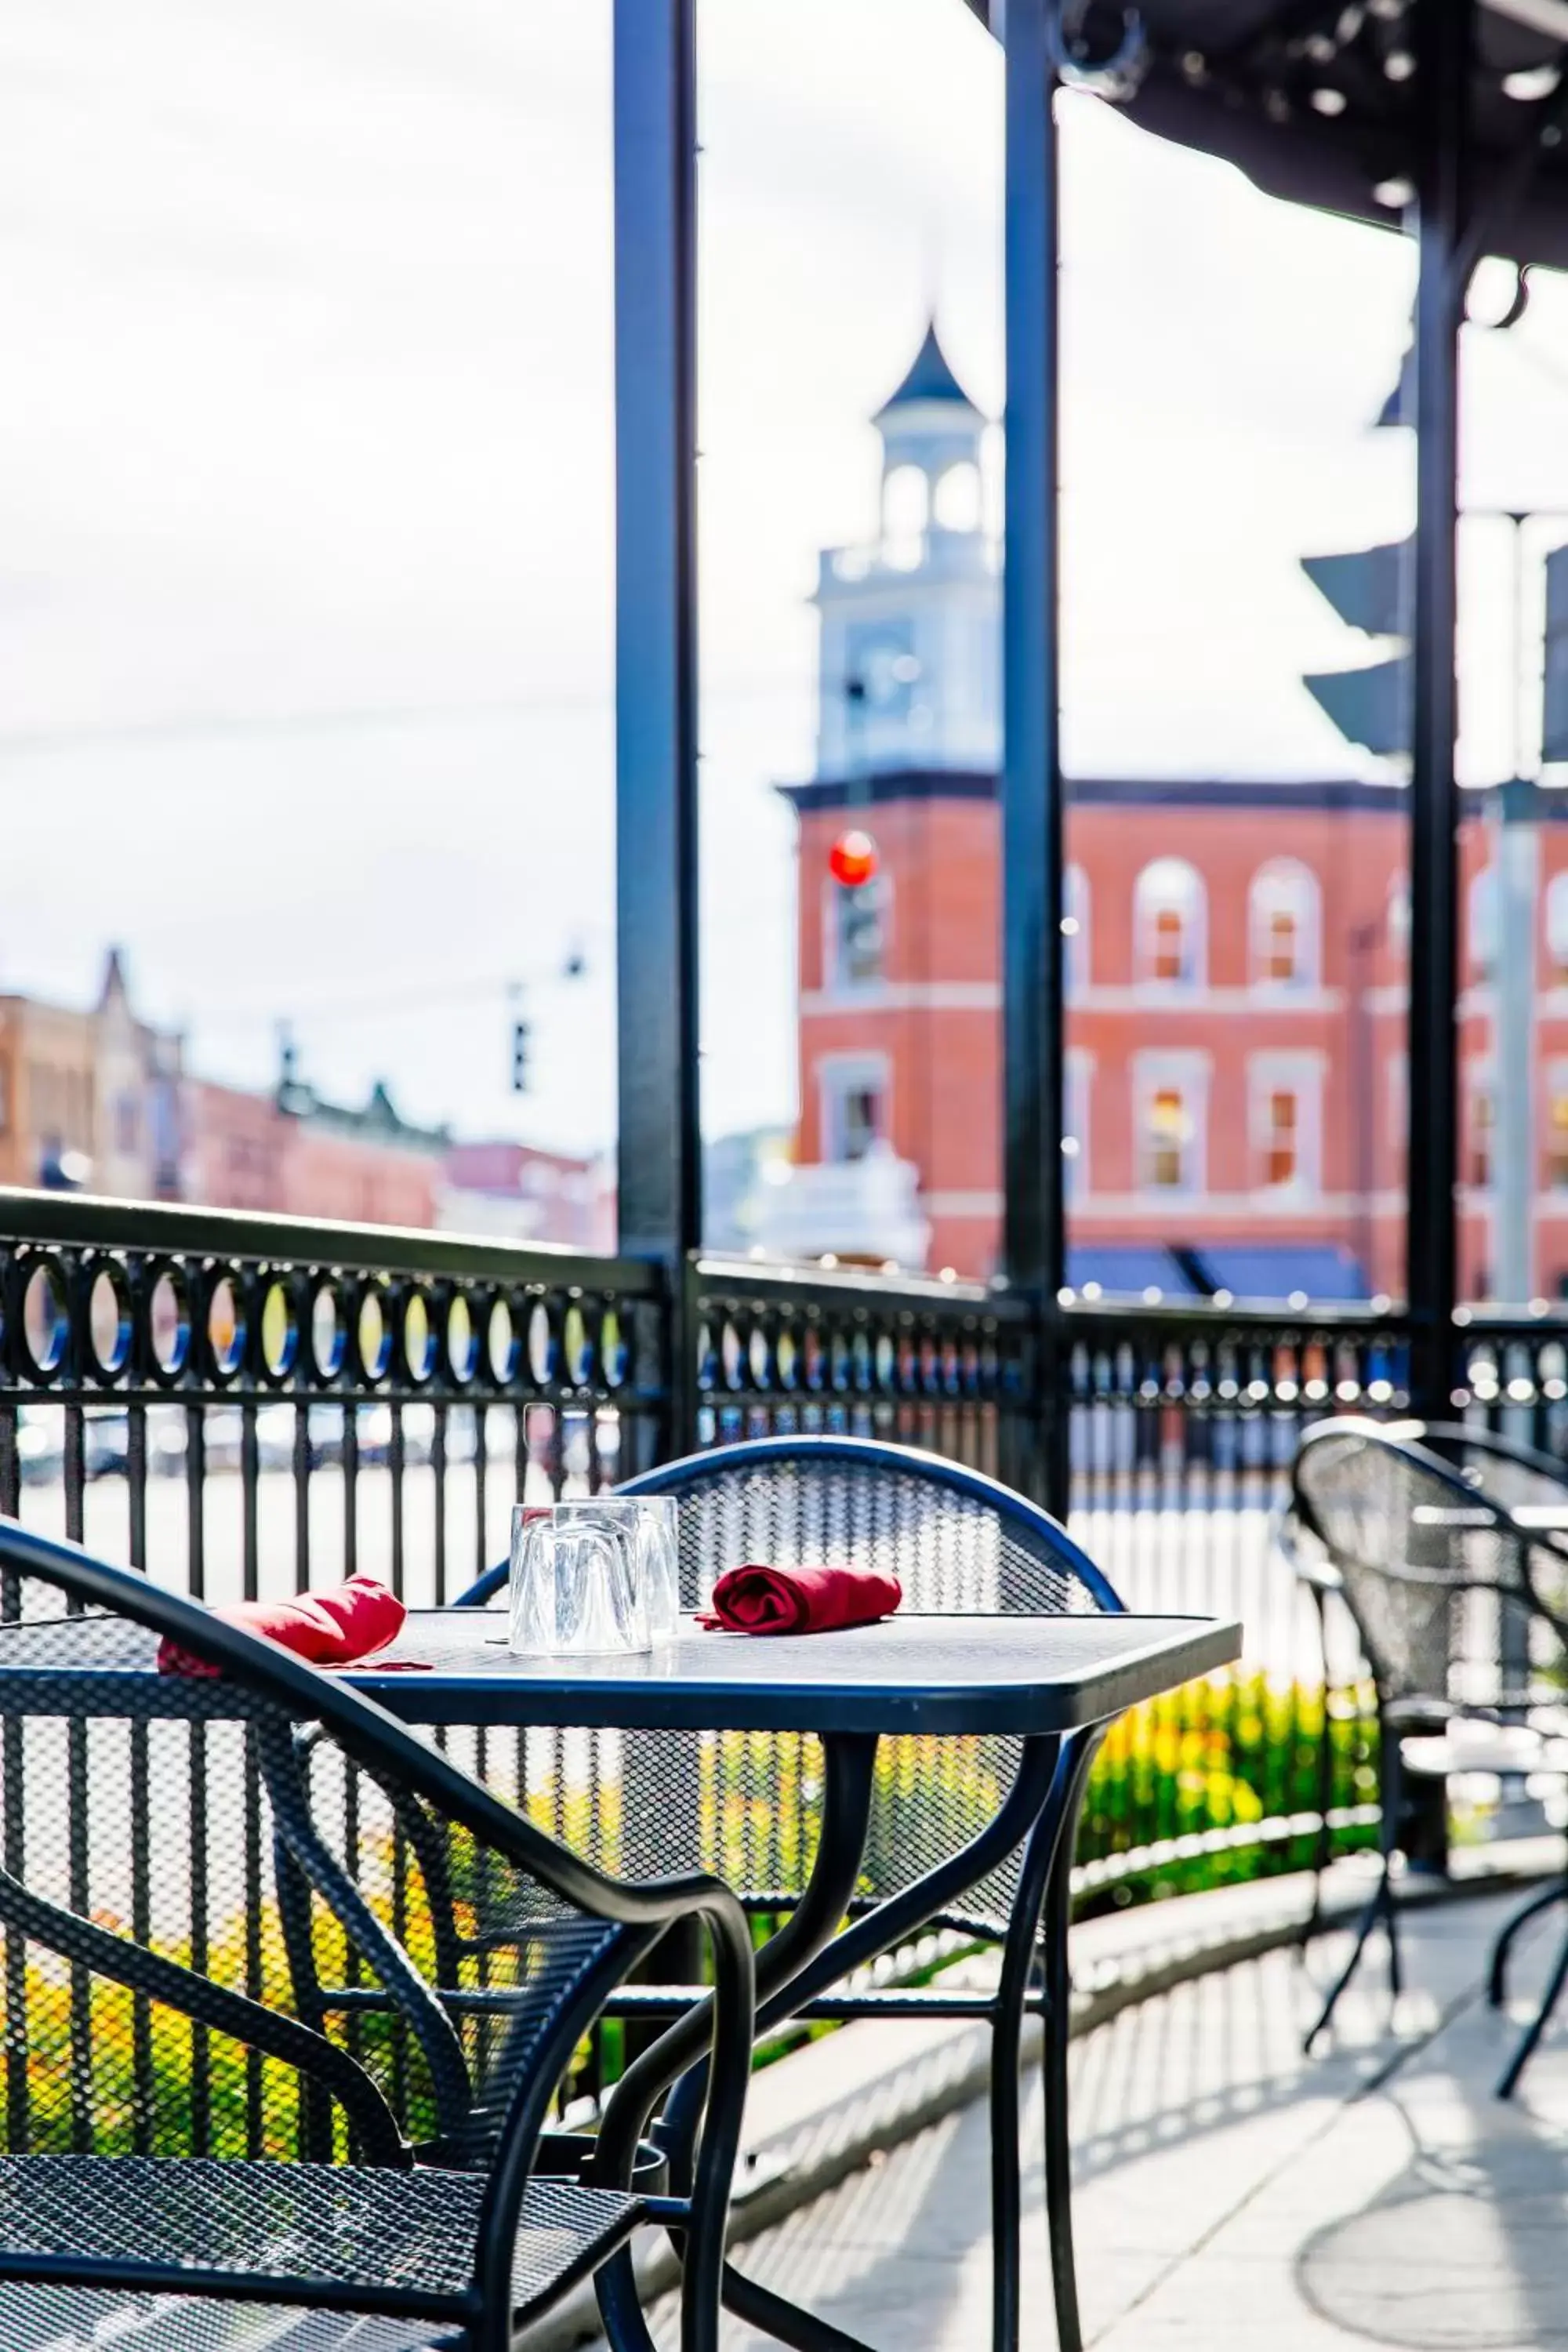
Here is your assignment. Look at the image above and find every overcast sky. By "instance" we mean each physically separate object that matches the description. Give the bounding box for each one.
[5,0,1568,1156]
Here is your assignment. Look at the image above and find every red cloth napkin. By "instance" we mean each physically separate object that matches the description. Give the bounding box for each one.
[157,1575,411,1678]
[697,1563,902,1635]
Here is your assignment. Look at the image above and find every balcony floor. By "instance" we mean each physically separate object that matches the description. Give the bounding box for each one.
[619,1882,1568,2350]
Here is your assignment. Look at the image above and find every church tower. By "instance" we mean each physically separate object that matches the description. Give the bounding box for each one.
[763,323,1006,1279]
[811,322,998,780]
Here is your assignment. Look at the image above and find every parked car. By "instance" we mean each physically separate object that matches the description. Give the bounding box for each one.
[15,1406,64,1486]
[83,1410,129,1481]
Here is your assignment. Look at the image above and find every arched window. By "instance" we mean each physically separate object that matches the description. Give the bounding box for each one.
[1547,872,1568,980]
[1249,858,1319,989]
[1468,866,1498,979]
[1134,858,1205,988]
[1063,865,1089,994]
[882,465,928,570]
[932,461,981,532]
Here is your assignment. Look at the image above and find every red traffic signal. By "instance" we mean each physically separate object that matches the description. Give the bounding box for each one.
[829,828,879,889]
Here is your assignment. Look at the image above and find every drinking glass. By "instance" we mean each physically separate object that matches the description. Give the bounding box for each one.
[509,1497,680,1657]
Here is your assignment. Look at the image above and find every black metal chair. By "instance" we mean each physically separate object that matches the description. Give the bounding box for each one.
[0,1515,754,2352]
[1290,1420,1568,2096]
[457,1432,1126,2352]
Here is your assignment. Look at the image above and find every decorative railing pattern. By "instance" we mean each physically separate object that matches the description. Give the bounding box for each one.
[691,1255,1040,1495]
[0,1192,1472,2141]
[0,1195,666,1608]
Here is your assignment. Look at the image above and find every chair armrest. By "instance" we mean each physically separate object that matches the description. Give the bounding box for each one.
[474,1874,755,2326]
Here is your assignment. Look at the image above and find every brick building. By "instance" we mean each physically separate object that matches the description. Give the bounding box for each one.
[768,323,1568,1304]
[0,950,181,1198]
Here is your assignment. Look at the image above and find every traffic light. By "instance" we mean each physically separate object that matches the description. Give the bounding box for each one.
[511,1020,531,1094]
[1301,540,1411,760]
[1544,542,1568,766]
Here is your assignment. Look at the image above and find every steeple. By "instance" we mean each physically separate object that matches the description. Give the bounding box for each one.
[873,321,982,422]
[809,318,998,781]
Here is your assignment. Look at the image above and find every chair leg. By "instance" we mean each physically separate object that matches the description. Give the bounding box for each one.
[1304,1590,1336,1947]
[1497,1902,1568,2101]
[1487,1879,1566,2010]
[990,1902,1032,2352]
[1041,1845,1080,2352]
[1305,1733,1409,2054]
[1303,1859,1393,2054]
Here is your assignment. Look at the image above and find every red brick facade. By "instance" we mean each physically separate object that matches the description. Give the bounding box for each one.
[786,772,1568,1303]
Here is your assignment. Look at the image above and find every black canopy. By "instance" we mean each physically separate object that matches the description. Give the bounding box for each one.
[969,2,1568,268]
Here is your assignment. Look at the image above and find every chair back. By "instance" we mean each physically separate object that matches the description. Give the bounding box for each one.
[608,1436,1121,1925]
[1292,1420,1551,1712]
[0,1519,639,2184]
[620,1434,1121,1617]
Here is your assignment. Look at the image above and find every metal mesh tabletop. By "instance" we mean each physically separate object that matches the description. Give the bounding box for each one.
[0,1610,1240,1736]
[360,1611,1240,1734]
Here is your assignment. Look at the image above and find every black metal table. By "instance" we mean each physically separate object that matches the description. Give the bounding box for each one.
[0,1607,1240,2352]
[375,1609,1241,2352]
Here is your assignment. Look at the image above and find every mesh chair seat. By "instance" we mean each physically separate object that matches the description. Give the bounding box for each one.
[0,2284,464,2352]
[0,1517,757,2352]
[0,2157,636,2320]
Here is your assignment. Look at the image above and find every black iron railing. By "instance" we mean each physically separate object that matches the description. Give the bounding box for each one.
[691,1256,1040,1494]
[0,1194,665,1608]
[0,1191,1410,2142]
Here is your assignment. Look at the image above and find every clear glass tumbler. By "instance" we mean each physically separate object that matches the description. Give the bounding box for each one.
[509,1497,680,1657]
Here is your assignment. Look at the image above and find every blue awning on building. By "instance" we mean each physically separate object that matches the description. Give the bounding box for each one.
[1198,1246,1367,1303]
[1065,1243,1368,1304]
[1065,1246,1197,1298]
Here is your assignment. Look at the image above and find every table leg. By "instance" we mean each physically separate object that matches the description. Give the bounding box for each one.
[1035,1733,1100,2352]
[604,1730,1066,2352]
[592,1733,880,2352]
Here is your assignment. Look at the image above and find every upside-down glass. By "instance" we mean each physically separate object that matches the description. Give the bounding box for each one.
[509,1497,681,1657]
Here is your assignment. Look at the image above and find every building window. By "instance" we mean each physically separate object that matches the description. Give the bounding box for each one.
[1145,1090,1191,1189]
[1468,1081,1494,1189]
[1469,866,1498,980]
[114,1093,139,1155]
[1134,859,1205,987]
[1063,865,1088,995]
[1547,1070,1568,1190]
[820,1056,890,1164]
[1264,1089,1298,1185]
[826,874,888,990]
[1547,873,1568,979]
[1249,858,1319,988]
[1134,1055,1206,1193]
[1250,1056,1322,1194]
[932,461,980,533]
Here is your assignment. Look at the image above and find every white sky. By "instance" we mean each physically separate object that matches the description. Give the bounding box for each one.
[4,0,1568,1156]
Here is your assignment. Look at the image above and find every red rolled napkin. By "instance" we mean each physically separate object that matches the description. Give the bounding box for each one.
[697,1563,902,1635]
[157,1574,410,1678]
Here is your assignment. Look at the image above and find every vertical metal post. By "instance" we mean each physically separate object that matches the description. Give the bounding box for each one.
[613,0,702,1457]
[612,5,705,2006]
[1494,778,1537,1306]
[1404,0,1472,1416]
[1001,0,1066,1511]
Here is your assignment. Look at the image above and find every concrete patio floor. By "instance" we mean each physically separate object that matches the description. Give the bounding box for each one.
[614,1879,1568,2350]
